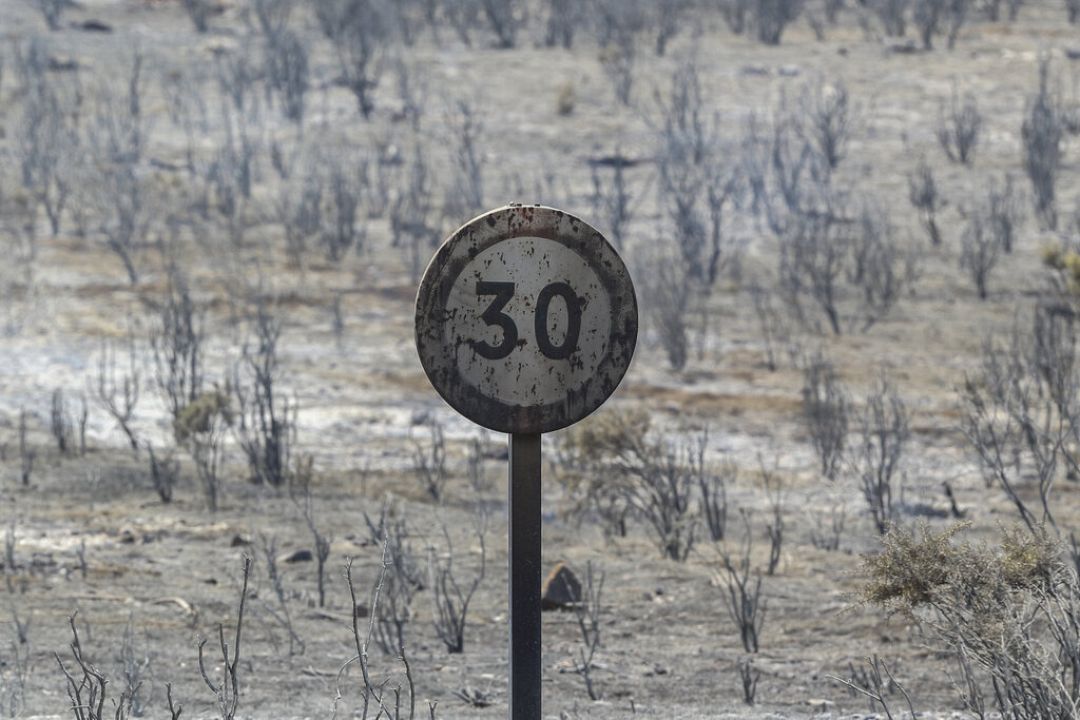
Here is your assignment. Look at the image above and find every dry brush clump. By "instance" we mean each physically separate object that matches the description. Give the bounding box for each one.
[174,388,232,512]
[862,523,1080,719]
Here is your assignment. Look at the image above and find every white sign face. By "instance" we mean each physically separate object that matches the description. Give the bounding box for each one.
[416,206,637,434]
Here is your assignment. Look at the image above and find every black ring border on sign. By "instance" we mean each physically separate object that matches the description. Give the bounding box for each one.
[414,204,638,435]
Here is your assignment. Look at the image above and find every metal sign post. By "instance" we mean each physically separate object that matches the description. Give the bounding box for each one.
[416,205,637,719]
[509,433,541,719]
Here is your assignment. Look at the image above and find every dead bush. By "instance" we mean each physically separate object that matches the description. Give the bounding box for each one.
[719,0,752,33]
[809,501,847,551]
[797,77,856,171]
[959,206,1003,300]
[233,304,295,487]
[753,0,804,43]
[148,444,180,504]
[150,264,205,423]
[342,550,432,718]
[428,507,488,653]
[480,0,521,47]
[652,0,689,54]
[366,500,422,655]
[49,388,85,457]
[215,47,259,117]
[264,29,309,125]
[908,157,944,246]
[870,0,909,34]
[945,0,969,47]
[639,248,692,370]
[18,410,35,486]
[653,58,741,358]
[290,461,332,607]
[748,283,792,372]
[913,0,944,48]
[779,197,915,335]
[937,86,982,165]
[411,417,447,502]
[566,562,604,700]
[15,71,77,238]
[960,310,1078,535]
[326,0,391,118]
[544,0,578,47]
[852,375,910,534]
[251,0,293,40]
[86,54,152,285]
[277,161,323,267]
[594,0,644,105]
[982,174,1025,255]
[656,57,740,290]
[831,655,917,718]
[701,457,735,543]
[92,336,141,452]
[589,155,638,252]
[741,86,850,239]
[257,535,305,656]
[801,353,849,480]
[198,557,250,719]
[1023,58,1080,230]
[717,513,767,654]
[559,411,703,561]
[391,145,438,281]
[55,613,135,720]
[322,152,365,263]
[441,100,485,226]
[175,389,231,512]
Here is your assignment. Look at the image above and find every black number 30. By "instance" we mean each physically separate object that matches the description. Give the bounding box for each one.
[473,281,582,361]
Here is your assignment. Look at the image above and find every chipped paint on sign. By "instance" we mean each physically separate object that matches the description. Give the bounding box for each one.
[415,205,637,434]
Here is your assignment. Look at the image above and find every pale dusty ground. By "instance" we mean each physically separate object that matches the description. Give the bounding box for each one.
[2,0,1080,718]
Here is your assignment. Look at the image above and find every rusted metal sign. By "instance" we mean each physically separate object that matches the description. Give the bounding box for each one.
[415,204,638,434]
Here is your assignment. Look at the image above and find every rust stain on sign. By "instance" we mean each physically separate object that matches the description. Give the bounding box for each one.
[415,205,638,434]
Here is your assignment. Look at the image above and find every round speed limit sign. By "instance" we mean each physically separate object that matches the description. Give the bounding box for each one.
[415,205,637,434]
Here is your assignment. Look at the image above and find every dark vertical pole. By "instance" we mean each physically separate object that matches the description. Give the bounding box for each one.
[509,432,542,720]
